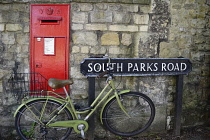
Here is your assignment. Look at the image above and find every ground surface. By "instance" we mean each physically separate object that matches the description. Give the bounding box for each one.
[1,125,210,140]
[93,125,210,140]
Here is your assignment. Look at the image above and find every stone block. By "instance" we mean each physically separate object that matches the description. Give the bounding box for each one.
[150,105,166,132]
[21,44,28,53]
[70,66,85,79]
[191,19,206,28]
[0,24,4,31]
[0,115,15,126]
[72,12,88,23]
[16,33,29,45]
[21,13,30,22]
[0,82,2,93]
[113,12,131,23]
[140,6,151,13]
[122,4,139,12]
[0,13,2,22]
[79,3,93,11]
[133,0,151,4]
[133,14,149,24]
[72,31,97,46]
[0,69,9,80]
[89,46,107,54]
[12,3,29,12]
[23,23,29,33]
[90,11,112,23]
[3,94,17,106]
[198,44,210,51]
[179,48,190,58]
[7,11,20,23]
[81,46,89,53]
[194,35,206,44]
[159,42,179,58]
[72,24,84,30]
[108,4,121,11]
[71,3,80,12]
[184,4,196,10]
[101,32,119,46]
[191,52,205,62]
[85,24,107,30]
[0,4,10,10]
[172,4,182,9]
[95,3,108,10]
[121,33,132,46]
[71,79,87,91]
[71,89,88,99]
[140,25,148,31]
[109,25,138,32]
[1,32,15,44]
[0,11,9,22]
[6,24,22,31]
[109,46,120,54]
[72,46,80,53]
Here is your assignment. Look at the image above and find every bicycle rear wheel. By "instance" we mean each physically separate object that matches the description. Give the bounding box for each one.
[15,99,73,140]
[102,92,155,137]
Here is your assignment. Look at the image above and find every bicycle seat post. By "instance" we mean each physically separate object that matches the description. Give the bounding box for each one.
[63,87,69,97]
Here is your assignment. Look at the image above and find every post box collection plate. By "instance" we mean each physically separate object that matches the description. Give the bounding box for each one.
[44,38,55,55]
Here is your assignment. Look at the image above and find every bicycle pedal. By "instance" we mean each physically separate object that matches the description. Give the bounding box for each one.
[77,107,93,111]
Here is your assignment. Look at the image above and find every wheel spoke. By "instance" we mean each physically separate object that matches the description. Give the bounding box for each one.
[15,99,73,140]
[102,92,155,136]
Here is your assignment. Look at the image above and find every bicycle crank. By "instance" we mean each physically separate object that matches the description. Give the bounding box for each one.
[48,120,89,134]
[78,124,86,139]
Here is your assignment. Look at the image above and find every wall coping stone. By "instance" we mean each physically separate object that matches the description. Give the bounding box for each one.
[0,0,151,4]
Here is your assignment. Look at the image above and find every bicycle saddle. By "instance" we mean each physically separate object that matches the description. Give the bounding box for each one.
[48,78,73,89]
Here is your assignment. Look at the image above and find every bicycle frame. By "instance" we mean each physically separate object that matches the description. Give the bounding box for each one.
[14,75,131,133]
[14,57,156,139]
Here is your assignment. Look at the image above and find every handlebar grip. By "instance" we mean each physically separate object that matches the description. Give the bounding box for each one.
[97,71,108,78]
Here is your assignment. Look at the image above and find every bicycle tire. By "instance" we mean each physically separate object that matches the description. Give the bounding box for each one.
[15,99,73,140]
[102,92,155,137]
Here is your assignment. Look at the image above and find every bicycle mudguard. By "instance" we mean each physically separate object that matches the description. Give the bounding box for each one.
[99,89,130,124]
[14,97,72,117]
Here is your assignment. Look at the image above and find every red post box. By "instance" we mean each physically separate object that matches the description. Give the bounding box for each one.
[30,4,70,95]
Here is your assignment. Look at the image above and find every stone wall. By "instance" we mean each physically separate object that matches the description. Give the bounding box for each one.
[0,0,210,139]
[169,0,210,127]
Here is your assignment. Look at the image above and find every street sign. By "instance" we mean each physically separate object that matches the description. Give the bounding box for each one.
[80,58,192,77]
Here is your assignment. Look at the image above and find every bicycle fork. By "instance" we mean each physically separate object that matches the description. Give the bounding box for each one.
[109,79,131,118]
[114,91,131,118]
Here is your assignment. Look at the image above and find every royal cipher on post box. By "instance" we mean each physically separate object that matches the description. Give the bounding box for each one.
[30,4,70,95]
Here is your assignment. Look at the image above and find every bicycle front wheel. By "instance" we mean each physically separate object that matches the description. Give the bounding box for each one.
[102,92,155,137]
[15,99,73,140]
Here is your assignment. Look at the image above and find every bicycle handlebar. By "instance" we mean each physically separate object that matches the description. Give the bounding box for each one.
[97,70,108,78]
[97,56,113,78]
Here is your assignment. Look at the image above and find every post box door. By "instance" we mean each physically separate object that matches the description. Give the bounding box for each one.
[32,37,67,94]
[30,4,70,95]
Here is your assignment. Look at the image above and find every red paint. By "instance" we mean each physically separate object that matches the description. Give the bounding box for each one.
[30,4,70,95]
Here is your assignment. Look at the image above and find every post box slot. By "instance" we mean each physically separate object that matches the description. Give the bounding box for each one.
[38,17,62,25]
[41,20,59,24]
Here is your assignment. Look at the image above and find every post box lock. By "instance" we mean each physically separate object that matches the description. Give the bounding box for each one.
[35,63,42,68]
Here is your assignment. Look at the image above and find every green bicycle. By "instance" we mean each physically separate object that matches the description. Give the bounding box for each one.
[12,58,155,139]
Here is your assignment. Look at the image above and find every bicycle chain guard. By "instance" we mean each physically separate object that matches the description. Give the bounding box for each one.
[48,120,89,133]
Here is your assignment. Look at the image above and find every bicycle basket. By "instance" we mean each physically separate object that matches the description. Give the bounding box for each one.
[7,73,49,99]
